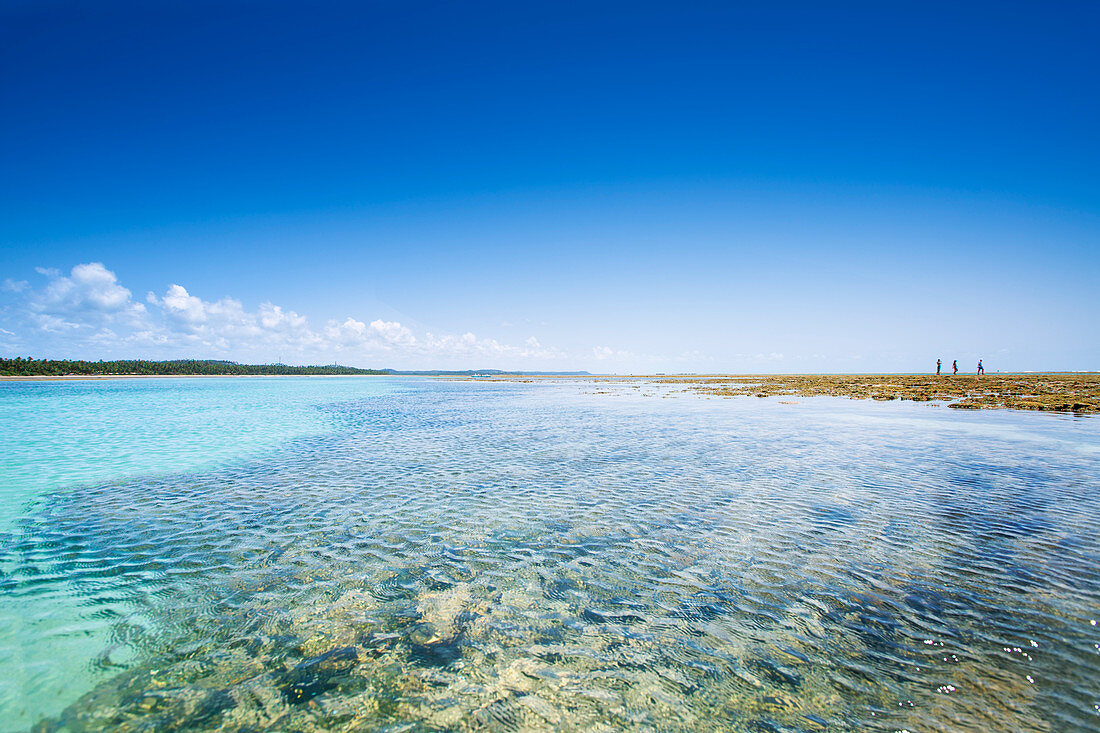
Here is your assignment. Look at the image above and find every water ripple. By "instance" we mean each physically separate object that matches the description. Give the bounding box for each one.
[2,379,1098,732]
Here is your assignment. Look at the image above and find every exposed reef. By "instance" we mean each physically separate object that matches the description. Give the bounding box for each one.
[574,373,1100,414]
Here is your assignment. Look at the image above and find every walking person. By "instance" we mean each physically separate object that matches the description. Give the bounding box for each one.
[977,359,984,376]
[952,360,958,375]
[937,359,941,375]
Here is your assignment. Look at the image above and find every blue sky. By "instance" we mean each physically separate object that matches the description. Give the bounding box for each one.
[2,1,1097,372]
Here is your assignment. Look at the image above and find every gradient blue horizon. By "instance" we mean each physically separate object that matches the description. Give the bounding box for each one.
[2,1,1097,372]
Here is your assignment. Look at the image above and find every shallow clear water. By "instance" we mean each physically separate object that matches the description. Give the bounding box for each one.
[2,378,1099,732]
[0,377,401,727]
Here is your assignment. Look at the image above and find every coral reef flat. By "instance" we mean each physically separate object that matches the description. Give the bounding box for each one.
[574,373,1100,414]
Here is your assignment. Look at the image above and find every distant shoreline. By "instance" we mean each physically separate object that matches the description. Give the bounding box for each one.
[0,358,590,380]
[0,372,587,381]
[0,373,393,381]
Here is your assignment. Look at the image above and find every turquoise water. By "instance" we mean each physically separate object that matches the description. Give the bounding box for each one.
[0,377,402,727]
[0,378,400,532]
[2,377,1099,731]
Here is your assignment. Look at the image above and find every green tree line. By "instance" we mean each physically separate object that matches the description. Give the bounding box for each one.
[0,357,389,377]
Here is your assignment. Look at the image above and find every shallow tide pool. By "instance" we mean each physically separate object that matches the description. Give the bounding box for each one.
[1,377,1098,731]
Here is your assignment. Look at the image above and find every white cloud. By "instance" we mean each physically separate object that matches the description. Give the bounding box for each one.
[418,332,562,361]
[31,314,80,333]
[145,284,326,355]
[67,263,136,310]
[259,302,308,332]
[1,279,29,293]
[2,262,571,367]
[25,262,147,333]
[153,284,206,323]
[593,345,635,361]
[323,317,417,350]
[371,319,415,346]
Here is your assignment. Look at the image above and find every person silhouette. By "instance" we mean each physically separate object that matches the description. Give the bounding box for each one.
[952,360,958,375]
[977,359,984,375]
[937,359,942,375]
